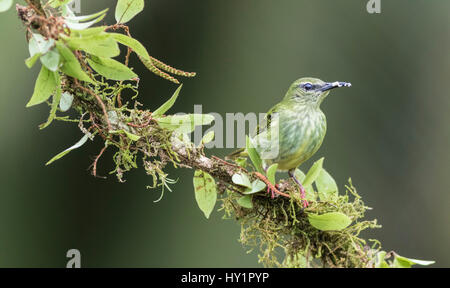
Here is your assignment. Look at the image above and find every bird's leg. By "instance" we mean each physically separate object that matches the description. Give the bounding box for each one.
[262,167,280,198]
[262,167,275,198]
[268,186,275,199]
[288,169,309,208]
[253,172,290,198]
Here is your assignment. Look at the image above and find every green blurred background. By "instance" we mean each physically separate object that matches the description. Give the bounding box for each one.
[0,0,449,267]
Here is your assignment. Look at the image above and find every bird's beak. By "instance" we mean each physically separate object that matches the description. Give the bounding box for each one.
[320,81,352,92]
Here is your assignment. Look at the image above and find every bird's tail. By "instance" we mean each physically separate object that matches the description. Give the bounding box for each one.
[225,148,247,160]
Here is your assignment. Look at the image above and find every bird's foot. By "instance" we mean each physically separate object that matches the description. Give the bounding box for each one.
[298,185,309,208]
[254,172,290,198]
[288,170,309,208]
[266,184,281,199]
[267,186,275,199]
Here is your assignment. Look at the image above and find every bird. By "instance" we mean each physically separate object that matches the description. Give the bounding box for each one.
[227,77,352,206]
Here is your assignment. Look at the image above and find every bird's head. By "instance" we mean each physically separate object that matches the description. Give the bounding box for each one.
[284,77,352,107]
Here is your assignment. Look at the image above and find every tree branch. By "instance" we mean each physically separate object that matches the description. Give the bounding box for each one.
[13,1,432,268]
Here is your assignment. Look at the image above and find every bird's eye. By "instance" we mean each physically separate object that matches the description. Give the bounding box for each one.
[303,83,313,91]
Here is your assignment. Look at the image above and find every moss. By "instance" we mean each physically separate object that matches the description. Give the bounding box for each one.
[220,179,381,268]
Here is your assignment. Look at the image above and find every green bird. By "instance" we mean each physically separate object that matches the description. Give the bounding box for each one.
[228,77,351,206]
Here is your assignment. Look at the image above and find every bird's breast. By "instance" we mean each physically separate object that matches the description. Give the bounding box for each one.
[259,108,327,171]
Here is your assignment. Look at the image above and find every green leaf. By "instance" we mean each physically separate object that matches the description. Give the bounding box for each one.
[153,85,182,117]
[246,136,264,174]
[28,34,60,71]
[243,180,266,195]
[56,42,94,83]
[392,254,435,268]
[0,0,13,12]
[232,174,266,195]
[235,157,247,168]
[66,15,106,31]
[110,130,141,141]
[46,133,91,165]
[49,0,72,8]
[59,92,74,112]
[26,66,59,107]
[25,53,42,68]
[65,16,107,31]
[308,212,352,231]
[251,180,266,193]
[29,34,54,56]
[374,251,390,268]
[110,32,151,60]
[123,131,141,141]
[63,33,120,58]
[237,195,253,209]
[87,56,137,80]
[71,26,107,38]
[315,168,338,201]
[201,131,215,145]
[294,169,305,182]
[64,8,108,30]
[65,8,108,22]
[61,3,76,18]
[232,173,252,189]
[40,49,61,72]
[156,114,214,133]
[193,170,217,219]
[39,87,62,129]
[266,163,278,185]
[294,169,316,201]
[115,0,145,24]
[303,157,324,187]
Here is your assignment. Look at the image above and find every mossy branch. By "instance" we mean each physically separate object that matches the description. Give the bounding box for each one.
[11,1,434,268]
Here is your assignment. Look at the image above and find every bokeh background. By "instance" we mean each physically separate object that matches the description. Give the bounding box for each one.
[0,0,449,267]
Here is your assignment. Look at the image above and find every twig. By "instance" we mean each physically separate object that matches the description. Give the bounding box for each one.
[92,145,108,178]
[74,80,112,131]
[25,0,45,16]
[212,155,247,171]
[89,112,107,140]
[127,113,153,128]
[105,24,133,107]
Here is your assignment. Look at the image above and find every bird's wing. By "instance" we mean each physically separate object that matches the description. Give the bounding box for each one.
[228,104,280,161]
[253,103,282,137]
[251,103,283,163]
